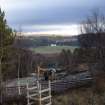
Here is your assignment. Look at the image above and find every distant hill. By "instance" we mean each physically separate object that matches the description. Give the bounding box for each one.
[14,35,79,49]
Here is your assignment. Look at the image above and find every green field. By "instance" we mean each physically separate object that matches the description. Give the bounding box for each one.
[31,45,79,54]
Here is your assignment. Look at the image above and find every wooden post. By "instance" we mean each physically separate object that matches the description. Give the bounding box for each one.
[39,84,41,105]
[49,80,51,104]
[37,81,41,105]
[18,54,21,95]
[18,81,21,95]
[26,83,30,105]
[37,66,40,81]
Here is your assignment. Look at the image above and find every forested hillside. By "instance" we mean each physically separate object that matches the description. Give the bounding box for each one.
[14,36,79,48]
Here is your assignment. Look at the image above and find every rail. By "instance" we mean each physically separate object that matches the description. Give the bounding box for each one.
[2,77,93,98]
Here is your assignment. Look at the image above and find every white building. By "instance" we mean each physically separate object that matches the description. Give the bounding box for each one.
[50,44,57,47]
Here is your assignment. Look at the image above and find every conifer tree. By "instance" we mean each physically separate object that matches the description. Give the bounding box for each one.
[0,8,15,103]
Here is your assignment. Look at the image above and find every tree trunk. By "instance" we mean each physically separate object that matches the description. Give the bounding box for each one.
[0,57,3,104]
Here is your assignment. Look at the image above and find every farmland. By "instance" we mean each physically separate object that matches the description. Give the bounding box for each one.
[30,45,79,54]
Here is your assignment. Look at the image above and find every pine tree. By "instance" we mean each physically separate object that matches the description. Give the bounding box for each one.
[0,8,15,103]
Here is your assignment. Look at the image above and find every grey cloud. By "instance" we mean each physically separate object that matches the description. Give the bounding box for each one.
[1,0,105,31]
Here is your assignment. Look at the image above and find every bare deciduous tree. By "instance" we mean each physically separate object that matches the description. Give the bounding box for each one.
[81,10,105,34]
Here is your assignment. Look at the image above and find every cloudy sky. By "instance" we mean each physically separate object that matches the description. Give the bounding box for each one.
[0,0,105,36]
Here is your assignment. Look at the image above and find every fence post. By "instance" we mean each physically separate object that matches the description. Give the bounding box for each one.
[18,80,21,95]
[49,80,51,104]
[26,83,30,105]
[39,83,41,105]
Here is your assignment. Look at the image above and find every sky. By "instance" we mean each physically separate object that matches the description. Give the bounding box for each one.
[0,0,105,36]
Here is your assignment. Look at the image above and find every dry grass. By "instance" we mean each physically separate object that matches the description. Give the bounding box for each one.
[2,76,105,105]
[52,87,105,105]
[52,74,105,105]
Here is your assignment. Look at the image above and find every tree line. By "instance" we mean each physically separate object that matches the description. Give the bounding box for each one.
[0,7,105,104]
[1,9,105,80]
